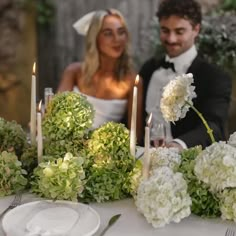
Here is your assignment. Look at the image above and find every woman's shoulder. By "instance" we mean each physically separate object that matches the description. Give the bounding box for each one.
[64,62,82,73]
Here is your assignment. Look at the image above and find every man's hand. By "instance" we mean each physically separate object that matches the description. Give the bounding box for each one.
[165,141,183,151]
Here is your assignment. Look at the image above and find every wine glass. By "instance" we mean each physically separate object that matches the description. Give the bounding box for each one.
[150,123,166,147]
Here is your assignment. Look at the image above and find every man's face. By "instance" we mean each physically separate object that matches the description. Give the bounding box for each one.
[159,15,200,58]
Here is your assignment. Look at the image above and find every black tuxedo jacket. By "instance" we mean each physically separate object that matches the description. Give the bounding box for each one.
[139,55,232,148]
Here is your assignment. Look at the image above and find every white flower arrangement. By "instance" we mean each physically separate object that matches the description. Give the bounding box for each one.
[160,73,196,122]
[135,167,191,228]
[220,188,236,221]
[194,142,236,192]
[150,147,181,173]
[228,131,236,148]
[160,73,215,143]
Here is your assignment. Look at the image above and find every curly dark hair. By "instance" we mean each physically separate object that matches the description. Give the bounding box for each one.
[156,0,202,26]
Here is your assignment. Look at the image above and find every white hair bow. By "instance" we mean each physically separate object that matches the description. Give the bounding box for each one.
[73,11,96,36]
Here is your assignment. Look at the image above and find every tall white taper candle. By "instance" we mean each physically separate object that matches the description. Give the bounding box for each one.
[37,100,43,163]
[143,113,152,180]
[30,62,36,145]
[130,75,139,157]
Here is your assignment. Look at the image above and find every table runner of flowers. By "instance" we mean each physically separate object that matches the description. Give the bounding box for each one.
[1,76,236,228]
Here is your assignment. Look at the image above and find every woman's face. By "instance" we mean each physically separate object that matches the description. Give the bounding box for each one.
[97,15,128,59]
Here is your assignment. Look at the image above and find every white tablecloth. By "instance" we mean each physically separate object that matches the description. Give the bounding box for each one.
[0,194,235,236]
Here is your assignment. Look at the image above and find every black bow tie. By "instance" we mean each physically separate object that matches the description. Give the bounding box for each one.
[161,60,176,72]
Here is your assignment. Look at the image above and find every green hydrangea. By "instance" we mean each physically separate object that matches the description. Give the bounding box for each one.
[178,146,221,217]
[80,122,136,202]
[0,117,27,157]
[0,151,28,196]
[220,188,236,221]
[42,92,94,141]
[44,138,84,158]
[123,159,143,197]
[80,165,129,202]
[87,122,133,170]
[31,153,85,201]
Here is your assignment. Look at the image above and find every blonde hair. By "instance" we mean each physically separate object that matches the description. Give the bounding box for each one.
[81,9,132,84]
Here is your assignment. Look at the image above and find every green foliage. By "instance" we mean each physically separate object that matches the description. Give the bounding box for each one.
[221,0,236,11]
[35,0,55,25]
[21,0,55,25]
[44,138,85,158]
[197,17,236,75]
[42,92,94,141]
[31,153,85,201]
[81,165,130,202]
[0,117,27,157]
[0,151,28,196]
[123,159,143,197]
[178,146,221,217]
[20,144,37,178]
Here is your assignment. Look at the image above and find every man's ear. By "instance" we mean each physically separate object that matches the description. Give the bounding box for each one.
[193,23,201,36]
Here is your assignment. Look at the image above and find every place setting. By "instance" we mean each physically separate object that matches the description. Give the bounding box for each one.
[2,199,100,236]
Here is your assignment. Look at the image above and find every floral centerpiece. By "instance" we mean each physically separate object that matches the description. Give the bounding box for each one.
[134,73,235,227]
[0,92,142,203]
[3,80,236,229]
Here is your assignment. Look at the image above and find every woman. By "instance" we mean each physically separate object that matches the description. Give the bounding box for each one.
[57,9,143,144]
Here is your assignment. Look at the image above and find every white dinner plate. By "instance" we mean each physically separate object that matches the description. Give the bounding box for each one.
[2,200,100,236]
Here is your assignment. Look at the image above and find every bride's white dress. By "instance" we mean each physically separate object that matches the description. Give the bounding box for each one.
[73,87,128,129]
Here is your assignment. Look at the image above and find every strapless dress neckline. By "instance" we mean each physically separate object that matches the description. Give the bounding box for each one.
[73,86,128,128]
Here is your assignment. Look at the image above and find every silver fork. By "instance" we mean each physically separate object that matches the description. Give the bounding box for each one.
[225,228,235,236]
[0,192,22,219]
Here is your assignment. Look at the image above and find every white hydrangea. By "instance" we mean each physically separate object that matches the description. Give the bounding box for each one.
[135,167,191,228]
[220,188,236,221]
[150,147,181,174]
[228,131,236,148]
[160,73,196,122]
[194,142,236,192]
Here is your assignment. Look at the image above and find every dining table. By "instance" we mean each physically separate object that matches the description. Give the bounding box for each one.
[0,193,236,236]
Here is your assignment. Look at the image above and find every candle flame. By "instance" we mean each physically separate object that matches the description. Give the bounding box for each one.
[134,75,139,86]
[147,113,152,127]
[37,100,42,112]
[33,62,36,75]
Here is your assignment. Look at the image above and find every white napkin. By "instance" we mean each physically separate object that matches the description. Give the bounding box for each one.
[25,206,79,236]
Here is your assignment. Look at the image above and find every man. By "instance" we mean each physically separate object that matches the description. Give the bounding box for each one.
[140,0,232,149]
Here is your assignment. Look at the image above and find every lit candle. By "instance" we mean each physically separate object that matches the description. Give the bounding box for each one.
[30,62,36,145]
[130,75,139,157]
[143,113,152,180]
[37,100,43,164]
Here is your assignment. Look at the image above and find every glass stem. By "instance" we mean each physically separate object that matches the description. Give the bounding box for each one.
[185,101,215,143]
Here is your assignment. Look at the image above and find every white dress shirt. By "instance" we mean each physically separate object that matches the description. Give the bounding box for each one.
[146,45,198,148]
